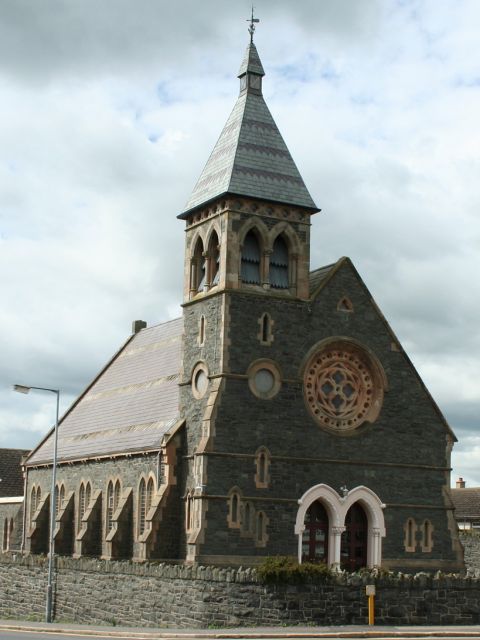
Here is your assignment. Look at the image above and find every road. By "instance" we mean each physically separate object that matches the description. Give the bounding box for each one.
[5,633,480,640]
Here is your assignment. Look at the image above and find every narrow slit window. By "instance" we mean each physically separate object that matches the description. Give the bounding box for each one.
[241,231,261,284]
[270,236,289,289]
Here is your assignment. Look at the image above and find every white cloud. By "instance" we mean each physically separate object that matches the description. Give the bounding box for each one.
[0,1,479,486]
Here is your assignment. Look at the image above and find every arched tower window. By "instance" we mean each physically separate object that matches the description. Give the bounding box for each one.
[241,231,261,285]
[191,237,206,293]
[208,231,220,287]
[270,235,289,289]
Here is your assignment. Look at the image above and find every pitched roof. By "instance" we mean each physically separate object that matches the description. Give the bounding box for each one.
[451,488,480,520]
[26,318,183,466]
[309,263,337,295]
[0,448,29,497]
[179,42,318,218]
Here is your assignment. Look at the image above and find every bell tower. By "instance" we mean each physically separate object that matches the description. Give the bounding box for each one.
[178,33,319,304]
[177,24,320,563]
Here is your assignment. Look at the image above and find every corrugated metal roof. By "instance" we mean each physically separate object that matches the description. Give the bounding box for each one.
[451,488,480,520]
[180,43,318,217]
[27,318,183,466]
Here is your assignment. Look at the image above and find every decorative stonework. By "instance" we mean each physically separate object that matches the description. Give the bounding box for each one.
[304,340,385,433]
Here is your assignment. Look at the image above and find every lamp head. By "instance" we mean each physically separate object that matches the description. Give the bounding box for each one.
[13,384,30,394]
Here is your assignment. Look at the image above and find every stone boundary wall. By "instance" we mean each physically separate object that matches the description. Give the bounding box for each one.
[460,531,480,577]
[1,554,480,627]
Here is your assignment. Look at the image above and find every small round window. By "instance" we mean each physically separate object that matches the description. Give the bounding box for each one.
[247,360,281,400]
[192,363,209,399]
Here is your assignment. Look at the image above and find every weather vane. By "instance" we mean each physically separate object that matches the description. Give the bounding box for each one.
[247,6,259,43]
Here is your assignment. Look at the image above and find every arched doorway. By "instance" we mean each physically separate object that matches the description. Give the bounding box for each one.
[302,500,329,563]
[341,502,368,571]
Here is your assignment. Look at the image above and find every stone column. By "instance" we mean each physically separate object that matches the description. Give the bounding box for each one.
[368,527,382,567]
[330,526,346,570]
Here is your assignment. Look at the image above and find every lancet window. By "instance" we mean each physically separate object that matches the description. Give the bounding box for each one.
[241,231,261,285]
[269,235,289,289]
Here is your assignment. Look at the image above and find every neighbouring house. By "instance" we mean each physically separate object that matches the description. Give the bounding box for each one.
[452,478,480,531]
[0,448,29,552]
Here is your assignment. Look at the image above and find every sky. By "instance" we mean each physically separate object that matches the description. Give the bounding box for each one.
[0,0,479,486]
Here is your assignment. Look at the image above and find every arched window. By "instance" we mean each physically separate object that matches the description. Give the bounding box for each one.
[255,447,271,488]
[228,489,242,528]
[262,314,269,343]
[199,315,206,346]
[270,235,289,289]
[55,484,65,516]
[79,483,86,530]
[30,486,38,523]
[36,486,41,511]
[404,517,417,552]
[242,501,255,534]
[341,503,368,571]
[138,478,146,535]
[85,482,91,511]
[302,500,329,563]
[8,519,14,550]
[2,518,7,551]
[241,231,261,285]
[208,231,220,287]
[106,481,114,532]
[191,238,206,293]
[146,477,154,514]
[78,481,91,532]
[421,519,433,552]
[255,511,268,546]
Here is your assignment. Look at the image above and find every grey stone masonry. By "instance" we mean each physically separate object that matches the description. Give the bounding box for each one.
[1,555,480,627]
[461,531,480,577]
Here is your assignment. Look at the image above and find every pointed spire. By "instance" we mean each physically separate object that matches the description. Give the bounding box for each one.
[179,39,319,218]
[238,42,265,79]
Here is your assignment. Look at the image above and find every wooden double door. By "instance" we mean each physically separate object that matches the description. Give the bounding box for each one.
[302,500,368,570]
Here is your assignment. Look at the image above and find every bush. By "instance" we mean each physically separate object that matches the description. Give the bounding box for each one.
[257,556,334,584]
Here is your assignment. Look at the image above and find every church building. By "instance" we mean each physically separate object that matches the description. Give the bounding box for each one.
[19,34,463,573]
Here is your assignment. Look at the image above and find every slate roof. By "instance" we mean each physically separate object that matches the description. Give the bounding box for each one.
[180,42,318,217]
[0,449,29,497]
[309,263,337,295]
[26,318,183,466]
[451,488,480,521]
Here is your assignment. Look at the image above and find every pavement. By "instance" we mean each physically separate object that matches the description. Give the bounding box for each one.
[2,620,480,639]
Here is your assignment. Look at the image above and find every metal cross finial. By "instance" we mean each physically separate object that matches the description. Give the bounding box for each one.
[247,6,259,43]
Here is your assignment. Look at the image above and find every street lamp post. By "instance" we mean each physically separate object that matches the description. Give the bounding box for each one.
[14,384,60,624]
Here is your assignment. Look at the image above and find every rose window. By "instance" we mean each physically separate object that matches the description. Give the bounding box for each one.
[304,343,384,432]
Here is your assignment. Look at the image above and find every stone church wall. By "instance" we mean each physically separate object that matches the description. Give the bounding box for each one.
[1,554,480,627]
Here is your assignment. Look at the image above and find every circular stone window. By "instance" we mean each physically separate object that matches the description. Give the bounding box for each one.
[192,363,209,399]
[303,341,385,433]
[247,360,281,400]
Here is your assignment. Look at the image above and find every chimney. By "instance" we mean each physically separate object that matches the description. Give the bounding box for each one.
[456,477,466,489]
[132,320,147,334]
